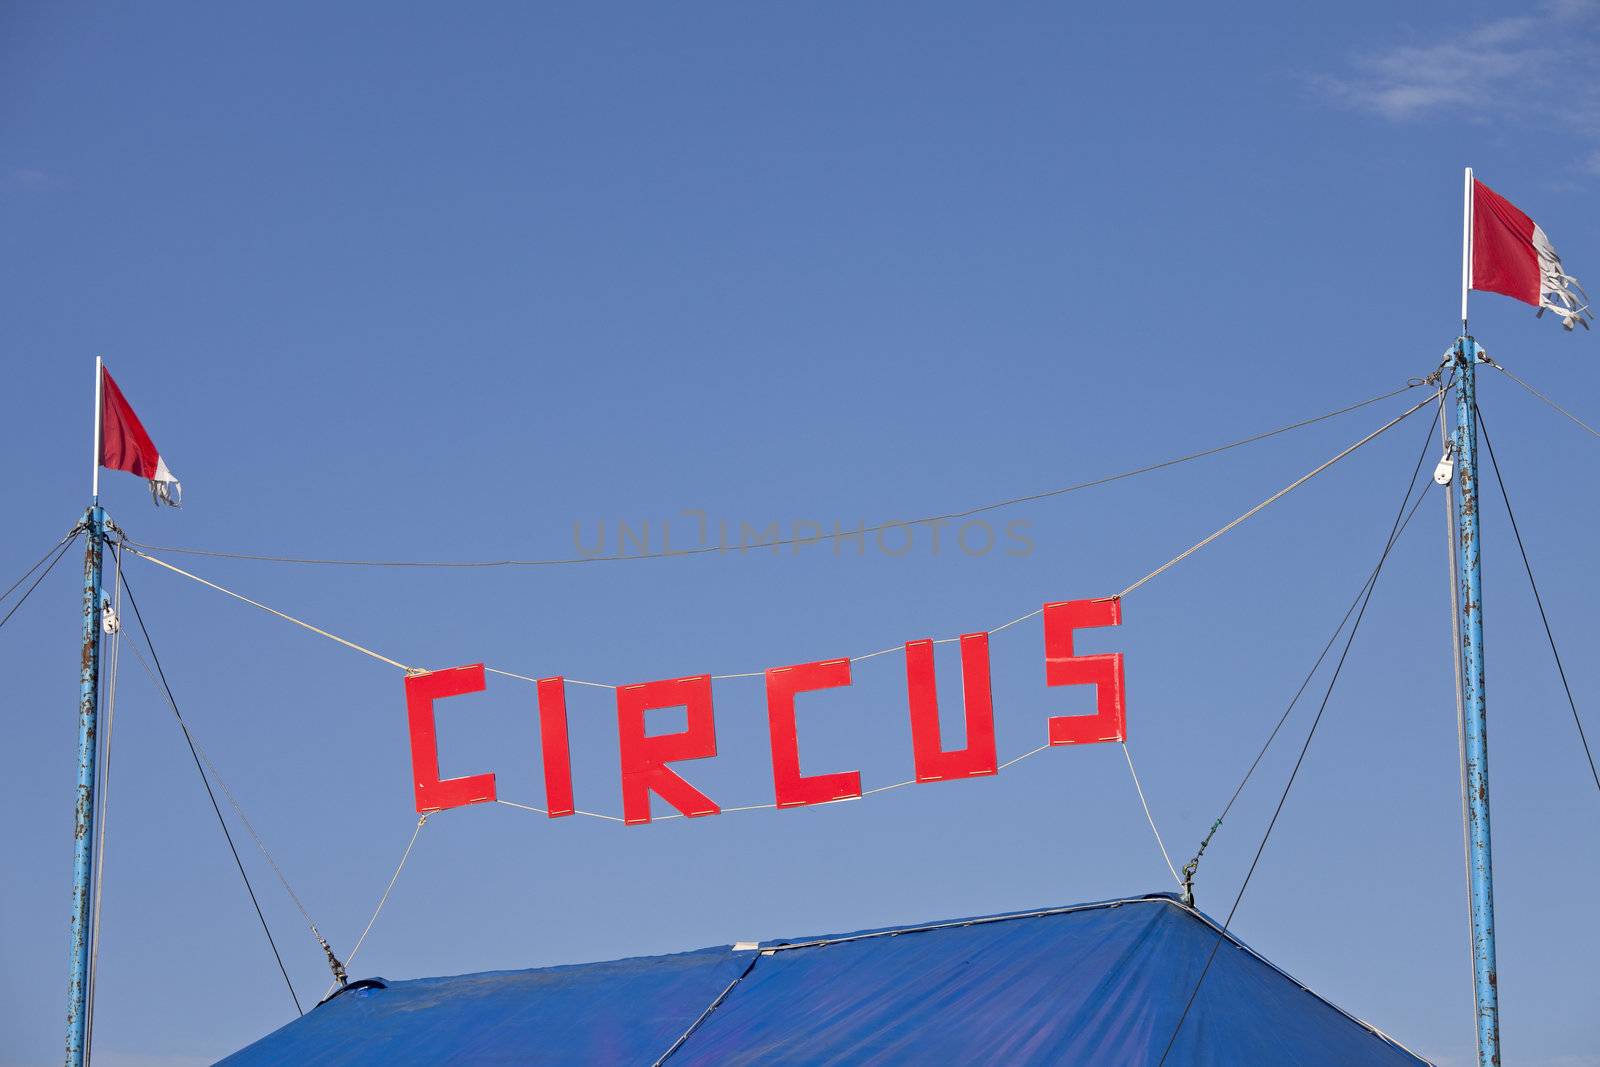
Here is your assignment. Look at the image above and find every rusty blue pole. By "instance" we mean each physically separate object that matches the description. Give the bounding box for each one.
[1454,336,1500,1066]
[66,504,105,1067]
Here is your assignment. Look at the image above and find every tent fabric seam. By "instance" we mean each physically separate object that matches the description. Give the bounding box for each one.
[749,894,1430,1065]
[651,955,762,1066]
[217,893,1434,1065]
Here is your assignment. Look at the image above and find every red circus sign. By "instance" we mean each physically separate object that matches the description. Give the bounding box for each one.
[404,598,1126,824]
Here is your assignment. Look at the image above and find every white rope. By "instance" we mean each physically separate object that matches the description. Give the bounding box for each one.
[496,799,550,815]
[497,800,629,823]
[483,667,540,684]
[494,744,1054,825]
[1121,741,1182,888]
[1487,359,1600,440]
[1116,389,1444,599]
[127,547,418,673]
[494,607,1036,688]
[121,391,1452,735]
[859,778,917,797]
[486,666,618,689]
[987,608,1043,636]
[85,539,122,1064]
[123,393,1442,699]
[327,814,431,997]
[485,600,1100,693]
[998,743,1050,771]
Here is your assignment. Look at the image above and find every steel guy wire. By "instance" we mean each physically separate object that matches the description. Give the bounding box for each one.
[1178,414,1439,906]
[1210,410,1443,843]
[122,389,1443,692]
[1156,421,1439,1065]
[1486,358,1600,440]
[114,562,306,1017]
[1476,404,1600,796]
[1116,387,1443,598]
[125,634,352,986]
[0,524,82,606]
[120,380,1432,570]
[0,531,80,634]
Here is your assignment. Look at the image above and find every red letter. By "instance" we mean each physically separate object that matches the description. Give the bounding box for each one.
[537,677,575,818]
[1044,599,1126,745]
[616,674,721,825]
[905,634,998,781]
[405,663,497,813]
[765,658,861,808]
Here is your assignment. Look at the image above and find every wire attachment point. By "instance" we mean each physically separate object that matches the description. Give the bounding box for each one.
[313,927,349,988]
[1179,818,1222,908]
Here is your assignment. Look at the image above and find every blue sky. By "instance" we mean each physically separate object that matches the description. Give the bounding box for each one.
[4,3,1599,1064]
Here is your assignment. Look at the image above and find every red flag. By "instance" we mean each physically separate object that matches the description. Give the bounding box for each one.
[100,366,181,506]
[1472,178,1590,330]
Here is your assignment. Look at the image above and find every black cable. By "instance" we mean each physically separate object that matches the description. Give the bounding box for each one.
[1191,410,1442,869]
[0,526,81,605]
[1157,421,1437,1066]
[1476,404,1600,795]
[112,551,305,1017]
[119,381,1433,569]
[0,533,81,633]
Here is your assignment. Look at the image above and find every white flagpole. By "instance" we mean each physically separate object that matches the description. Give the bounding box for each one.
[1461,166,1473,332]
[91,356,103,504]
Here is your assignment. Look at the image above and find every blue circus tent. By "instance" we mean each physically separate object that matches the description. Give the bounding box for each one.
[219,894,1426,1065]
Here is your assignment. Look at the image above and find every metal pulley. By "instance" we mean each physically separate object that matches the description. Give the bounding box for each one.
[1433,440,1456,486]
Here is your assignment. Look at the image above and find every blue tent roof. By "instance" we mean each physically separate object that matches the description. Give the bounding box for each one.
[219,894,1427,1065]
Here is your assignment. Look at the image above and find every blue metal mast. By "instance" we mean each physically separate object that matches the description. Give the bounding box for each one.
[1457,165,1500,1067]
[67,505,105,1067]
[1454,335,1500,1066]
[67,358,106,1067]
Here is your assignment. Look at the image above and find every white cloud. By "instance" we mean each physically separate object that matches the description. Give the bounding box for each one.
[1319,2,1600,168]
[7,167,54,189]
